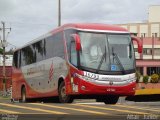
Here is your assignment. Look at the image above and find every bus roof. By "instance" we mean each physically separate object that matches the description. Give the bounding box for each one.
[14,23,129,51]
[60,23,128,33]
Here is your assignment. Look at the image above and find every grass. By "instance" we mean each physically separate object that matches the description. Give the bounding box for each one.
[0,93,10,99]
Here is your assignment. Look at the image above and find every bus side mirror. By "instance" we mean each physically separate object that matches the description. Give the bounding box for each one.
[131,36,142,53]
[71,34,81,51]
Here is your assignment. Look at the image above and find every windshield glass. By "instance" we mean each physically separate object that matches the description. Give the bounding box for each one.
[79,32,135,73]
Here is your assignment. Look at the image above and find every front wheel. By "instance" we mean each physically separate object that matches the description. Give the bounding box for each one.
[58,81,74,103]
[104,95,119,104]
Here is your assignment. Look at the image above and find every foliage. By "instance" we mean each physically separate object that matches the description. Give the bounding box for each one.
[143,75,149,84]
[0,48,3,54]
[158,74,160,80]
[151,74,159,83]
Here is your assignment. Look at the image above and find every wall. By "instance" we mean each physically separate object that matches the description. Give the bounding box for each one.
[149,5,160,23]
[0,66,12,91]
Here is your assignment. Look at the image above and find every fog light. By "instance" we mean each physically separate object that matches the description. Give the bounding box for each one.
[81,86,86,90]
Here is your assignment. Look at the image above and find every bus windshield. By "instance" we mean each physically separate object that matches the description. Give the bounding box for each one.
[78,32,135,73]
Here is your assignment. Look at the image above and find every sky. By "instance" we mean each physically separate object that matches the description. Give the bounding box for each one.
[0,0,160,50]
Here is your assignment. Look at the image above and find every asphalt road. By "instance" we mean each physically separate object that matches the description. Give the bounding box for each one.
[0,97,160,120]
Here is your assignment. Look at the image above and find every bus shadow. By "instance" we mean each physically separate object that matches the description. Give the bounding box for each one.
[26,97,61,103]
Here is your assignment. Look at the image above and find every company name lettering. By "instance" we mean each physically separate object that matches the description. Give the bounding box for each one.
[101,77,121,81]
[27,64,45,75]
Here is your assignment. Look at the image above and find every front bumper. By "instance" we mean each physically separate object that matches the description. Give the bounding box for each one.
[78,79,136,96]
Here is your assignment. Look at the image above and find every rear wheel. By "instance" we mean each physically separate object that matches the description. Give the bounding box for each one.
[103,95,119,104]
[21,87,26,103]
[58,81,74,103]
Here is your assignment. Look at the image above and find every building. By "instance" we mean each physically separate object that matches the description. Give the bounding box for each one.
[117,5,160,76]
[148,5,160,23]
[0,55,13,66]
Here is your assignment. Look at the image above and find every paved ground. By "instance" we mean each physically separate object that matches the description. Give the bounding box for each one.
[0,97,160,120]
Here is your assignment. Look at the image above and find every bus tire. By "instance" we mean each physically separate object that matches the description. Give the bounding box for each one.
[104,95,119,104]
[21,87,26,103]
[58,81,73,103]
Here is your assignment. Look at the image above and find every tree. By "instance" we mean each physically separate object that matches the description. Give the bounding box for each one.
[0,48,3,54]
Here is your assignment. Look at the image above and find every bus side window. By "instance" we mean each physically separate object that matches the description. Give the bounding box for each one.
[70,41,77,66]
[13,50,21,68]
[13,51,18,68]
[18,50,21,68]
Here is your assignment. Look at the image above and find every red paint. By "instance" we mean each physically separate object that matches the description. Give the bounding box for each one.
[61,23,128,32]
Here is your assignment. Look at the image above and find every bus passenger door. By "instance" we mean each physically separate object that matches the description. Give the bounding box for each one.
[69,36,80,93]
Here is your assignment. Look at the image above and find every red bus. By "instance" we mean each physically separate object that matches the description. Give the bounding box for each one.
[12,23,142,104]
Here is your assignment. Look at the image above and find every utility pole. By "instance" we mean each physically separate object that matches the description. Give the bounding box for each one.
[0,21,11,96]
[1,21,6,96]
[58,0,61,26]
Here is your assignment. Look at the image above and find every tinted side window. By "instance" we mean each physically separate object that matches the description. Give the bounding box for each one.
[13,51,18,67]
[53,32,64,58]
[13,50,21,68]
[20,32,64,66]
[64,29,76,60]
[45,36,54,59]
[70,41,77,66]
[18,50,21,68]
[45,32,64,59]
[21,45,36,66]
[33,40,46,62]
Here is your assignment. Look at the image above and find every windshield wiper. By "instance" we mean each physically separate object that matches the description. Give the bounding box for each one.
[112,47,125,74]
[96,46,106,73]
